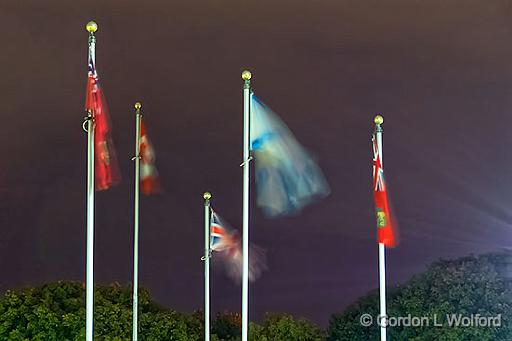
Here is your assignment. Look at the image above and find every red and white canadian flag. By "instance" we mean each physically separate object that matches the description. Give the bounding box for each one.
[140,119,161,195]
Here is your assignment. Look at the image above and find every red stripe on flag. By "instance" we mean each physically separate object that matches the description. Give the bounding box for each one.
[211,225,224,235]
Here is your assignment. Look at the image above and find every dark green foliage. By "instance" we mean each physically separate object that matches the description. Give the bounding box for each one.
[2,252,511,340]
[212,311,241,340]
[0,282,321,341]
[249,313,325,341]
[0,281,199,340]
[328,252,512,341]
[211,312,324,341]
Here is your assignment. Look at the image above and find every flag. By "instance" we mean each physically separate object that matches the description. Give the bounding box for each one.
[85,50,120,191]
[210,210,266,281]
[210,211,237,252]
[373,135,398,247]
[140,119,161,195]
[249,94,330,217]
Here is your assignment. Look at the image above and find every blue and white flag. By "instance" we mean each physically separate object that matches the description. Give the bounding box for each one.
[250,94,330,217]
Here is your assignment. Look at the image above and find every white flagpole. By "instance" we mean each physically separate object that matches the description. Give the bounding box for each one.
[375,115,387,341]
[203,192,212,341]
[132,102,142,341]
[241,69,252,341]
[84,21,98,341]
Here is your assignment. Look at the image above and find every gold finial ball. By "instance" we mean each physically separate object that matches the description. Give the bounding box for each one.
[241,70,252,81]
[374,114,384,125]
[134,102,142,110]
[203,192,212,200]
[86,21,98,33]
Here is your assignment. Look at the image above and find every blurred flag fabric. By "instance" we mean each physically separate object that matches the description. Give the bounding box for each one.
[210,210,266,281]
[249,94,330,217]
[85,52,120,191]
[210,211,237,252]
[140,119,161,195]
[372,135,399,247]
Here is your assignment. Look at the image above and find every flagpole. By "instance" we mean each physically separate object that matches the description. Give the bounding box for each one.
[84,20,97,341]
[241,69,252,341]
[203,192,212,341]
[132,102,142,341]
[375,114,387,341]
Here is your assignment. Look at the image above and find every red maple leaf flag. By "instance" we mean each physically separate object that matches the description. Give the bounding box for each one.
[140,119,161,195]
[372,135,398,247]
[85,55,121,191]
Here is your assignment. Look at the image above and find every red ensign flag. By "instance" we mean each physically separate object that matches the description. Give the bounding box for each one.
[140,119,161,195]
[372,135,398,247]
[85,60,121,191]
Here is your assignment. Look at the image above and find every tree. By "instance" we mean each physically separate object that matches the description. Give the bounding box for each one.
[249,313,324,341]
[0,282,323,340]
[0,281,200,340]
[4,251,508,340]
[209,312,323,341]
[328,252,512,340]
[212,311,241,340]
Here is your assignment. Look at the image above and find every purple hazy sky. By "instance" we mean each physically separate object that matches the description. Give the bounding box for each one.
[2,0,512,326]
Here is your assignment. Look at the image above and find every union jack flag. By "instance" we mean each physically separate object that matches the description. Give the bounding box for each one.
[210,211,236,252]
[209,209,266,281]
[372,135,385,192]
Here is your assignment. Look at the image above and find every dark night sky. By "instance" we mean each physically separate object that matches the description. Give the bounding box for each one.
[2,0,512,327]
